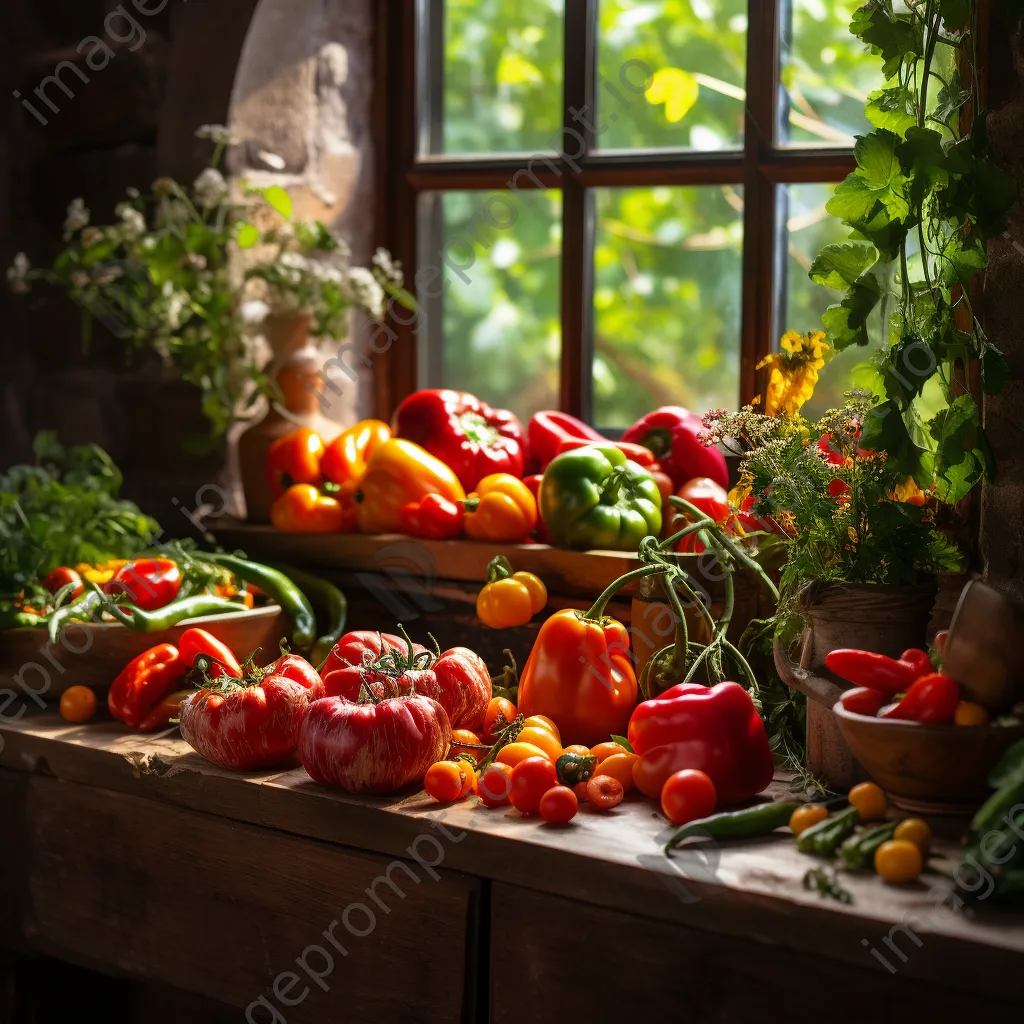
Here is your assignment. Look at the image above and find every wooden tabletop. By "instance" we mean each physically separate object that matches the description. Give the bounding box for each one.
[2,711,1023,999]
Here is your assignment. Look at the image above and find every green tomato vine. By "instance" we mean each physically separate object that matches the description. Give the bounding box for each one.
[811,0,1017,503]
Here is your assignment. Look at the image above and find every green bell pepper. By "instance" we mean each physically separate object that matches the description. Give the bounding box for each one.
[540,444,662,551]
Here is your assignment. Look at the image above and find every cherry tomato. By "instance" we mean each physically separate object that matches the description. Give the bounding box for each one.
[59,685,96,723]
[517,726,563,761]
[266,427,324,498]
[450,728,485,762]
[596,752,638,793]
[893,818,931,852]
[521,715,560,743]
[673,477,732,552]
[496,741,552,768]
[849,781,887,821]
[539,785,578,824]
[590,740,628,763]
[509,756,559,815]
[874,839,923,884]
[573,780,590,802]
[482,696,517,743]
[789,804,829,837]
[45,565,83,596]
[585,774,624,811]
[954,701,990,726]
[424,761,470,803]
[660,769,717,826]
[562,744,592,758]
[476,762,513,807]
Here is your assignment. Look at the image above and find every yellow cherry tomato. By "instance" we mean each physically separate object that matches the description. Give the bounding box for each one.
[60,685,97,723]
[476,556,548,629]
[874,839,923,884]
[495,741,552,767]
[954,701,990,726]
[849,781,887,821]
[789,803,829,837]
[521,714,560,742]
[893,818,932,852]
[516,726,563,761]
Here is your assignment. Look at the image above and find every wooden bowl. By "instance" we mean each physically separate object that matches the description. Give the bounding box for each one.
[0,605,289,701]
[833,703,1024,815]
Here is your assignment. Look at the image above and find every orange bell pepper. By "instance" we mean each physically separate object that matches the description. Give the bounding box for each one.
[321,419,392,486]
[355,438,466,533]
[463,473,537,543]
[266,428,324,498]
[271,483,356,533]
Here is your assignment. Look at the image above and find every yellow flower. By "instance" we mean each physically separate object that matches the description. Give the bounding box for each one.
[756,330,831,417]
[890,477,929,506]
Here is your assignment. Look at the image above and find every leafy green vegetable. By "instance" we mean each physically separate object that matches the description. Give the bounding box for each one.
[0,433,160,611]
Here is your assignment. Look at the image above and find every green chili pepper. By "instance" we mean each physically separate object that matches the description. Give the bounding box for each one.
[796,804,860,856]
[100,588,248,632]
[665,801,800,851]
[3,609,46,629]
[840,822,897,870]
[210,554,316,651]
[47,589,103,643]
[269,562,347,664]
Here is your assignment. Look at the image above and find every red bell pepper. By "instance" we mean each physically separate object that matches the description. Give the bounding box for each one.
[882,673,960,724]
[839,686,888,717]
[621,406,728,489]
[627,682,775,806]
[104,558,181,611]
[400,493,465,539]
[522,474,555,543]
[108,643,187,728]
[825,648,924,696]
[392,389,526,491]
[528,411,606,472]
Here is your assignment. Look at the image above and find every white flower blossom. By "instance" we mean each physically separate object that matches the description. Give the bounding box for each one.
[64,198,90,240]
[195,124,235,146]
[241,299,270,324]
[372,247,403,285]
[193,168,229,211]
[115,202,147,242]
[346,266,386,319]
[159,280,191,330]
[7,252,31,294]
[80,227,104,249]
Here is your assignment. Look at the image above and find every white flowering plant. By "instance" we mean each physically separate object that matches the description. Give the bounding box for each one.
[7,124,411,445]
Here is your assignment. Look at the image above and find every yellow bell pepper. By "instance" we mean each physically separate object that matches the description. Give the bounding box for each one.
[476,556,547,628]
[464,473,537,544]
[356,438,465,533]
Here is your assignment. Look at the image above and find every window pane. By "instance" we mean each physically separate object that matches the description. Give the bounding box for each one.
[592,186,743,428]
[596,0,747,152]
[778,1,881,147]
[778,183,882,419]
[422,0,565,156]
[417,190,561,423]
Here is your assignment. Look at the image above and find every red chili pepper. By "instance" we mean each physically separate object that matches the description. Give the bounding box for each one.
[104,558,181,611]
[882,672,960,724]
[839,686,888,717]
[527,411,606,473]
[399,493,465,539]
[899,648,933,678]
[108,643,187,728]
[824,648,920,696]
[177,628,243,679]
[522,474,555,544]
[553,437,657,468]
[136,689,192,732]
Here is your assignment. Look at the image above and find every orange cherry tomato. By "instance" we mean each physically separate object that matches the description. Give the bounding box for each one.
[509,756,559,816]
[591,740,629,763]
[271,483,354,533]
[476,762,513,807]
[573,780,590,802]
[596,752,638,793]
[789,804,829,837]
[59,685,97,723]
[496,742,552,768]
[517,726,563,761]
[424,761,470,803]
[562,744,592,758]
[266,428,324,498]
[539,785,578,824]
[450,728,485,762]
[586,774,624,810]
[660,769,717,826]
[482,696,517,743]
[522,714,560,742]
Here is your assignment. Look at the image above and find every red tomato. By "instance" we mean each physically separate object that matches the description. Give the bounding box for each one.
[105,559,181,611]
[661,769,717,825]
[509,756,559,816]
[673,477,732,553]
[266,652,323,692]
[477,762,514,807]
[482,696,517,743]
[179,673,320,771]
[539,785,578,823]
[177,628,243,679]
[586,774,624,810]
[299,693,451,793]
[45,566,83,597]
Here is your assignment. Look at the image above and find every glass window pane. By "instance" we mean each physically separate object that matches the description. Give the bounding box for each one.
[422,0,565,156]
[778,1,882,147]
[778,182,882,419]
[592,185,743,428]
[596,0,747,152]
[417,190,562,423]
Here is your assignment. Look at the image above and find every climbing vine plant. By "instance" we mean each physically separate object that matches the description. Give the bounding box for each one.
[811,0,1017,503]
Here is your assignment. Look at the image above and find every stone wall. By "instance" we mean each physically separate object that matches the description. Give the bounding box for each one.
[0,0,376,520]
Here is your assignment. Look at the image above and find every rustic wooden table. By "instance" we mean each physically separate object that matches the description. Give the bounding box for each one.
[2,712,1022,1023]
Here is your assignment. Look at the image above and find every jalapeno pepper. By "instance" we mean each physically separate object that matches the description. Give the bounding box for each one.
[665,801,800,851]
[101,589,248,632]
[795,805,860,856]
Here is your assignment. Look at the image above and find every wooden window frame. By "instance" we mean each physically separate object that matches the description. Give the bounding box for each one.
[371,0,856,423]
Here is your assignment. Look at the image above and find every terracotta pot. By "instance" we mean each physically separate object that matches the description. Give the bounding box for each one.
[774,579,937,790]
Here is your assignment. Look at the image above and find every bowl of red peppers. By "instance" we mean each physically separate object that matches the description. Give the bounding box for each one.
[830,646,1024,813]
